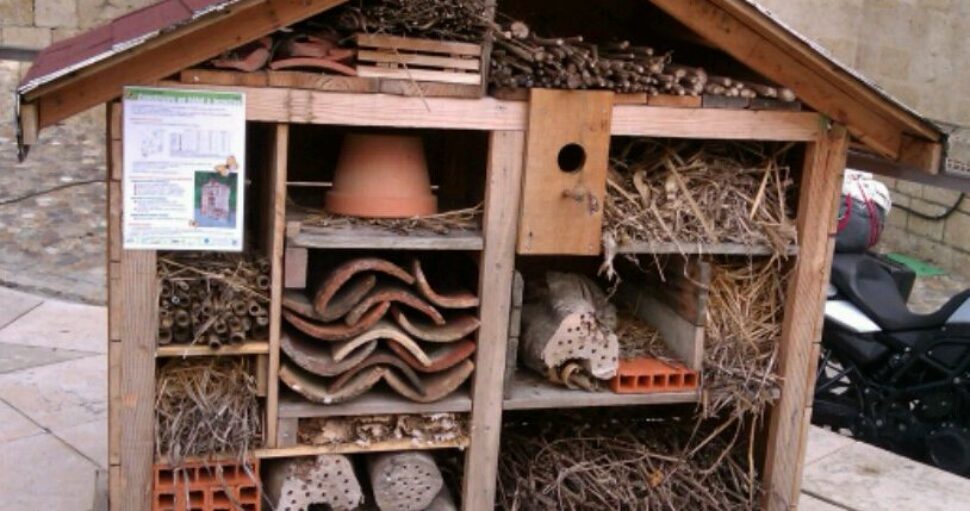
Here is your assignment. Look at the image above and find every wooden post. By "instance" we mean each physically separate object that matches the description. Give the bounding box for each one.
[762,124,848,510]
[266,123,289,447]
[462,131,525,511]
[105,101,123,510]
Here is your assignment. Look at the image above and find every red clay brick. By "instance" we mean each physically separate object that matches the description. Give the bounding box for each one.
[153,458,260,511]
[609,358,699,394]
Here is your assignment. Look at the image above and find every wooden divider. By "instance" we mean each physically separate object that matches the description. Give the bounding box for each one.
[462,131,525,511]
[265,123,289,448]
[762,124,848,510]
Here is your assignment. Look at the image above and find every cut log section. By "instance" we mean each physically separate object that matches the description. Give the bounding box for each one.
[345,284,445,326]
[313,258,415,318]
[265,454,364,511]
[368,451,444,511]
[390,305,480,343]
[280,327,378,377]
[280,359,384,404]
[284,273,376,322]
[426,486,458,511]
[332,320,433,366]
[385,360,475,403]
[412,259,480,309]
[283,302,390,341]
[387,338,477,373]
[330,351,426,395]
[521,273,620,380]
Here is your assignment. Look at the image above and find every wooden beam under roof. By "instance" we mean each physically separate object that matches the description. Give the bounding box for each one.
[26,0,349,129]
[648,0,944,174]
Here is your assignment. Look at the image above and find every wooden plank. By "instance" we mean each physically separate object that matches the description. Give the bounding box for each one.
[750,98,803,112]
[118,250,157,511]
[518,89,613,255]
[159,82,528,130]
[180,68,269,87]
[899,134,943,175]
[267,71,379,93]
[108,465,122,511]
[503,371,698,410]
[108,336,121,466]
[256,437,469,458]
[618,288,705,371]
[265,124,289,448]
[462,130,525,511]
[256,354,268,397]
[648,94,702,108]
[276,417,298,447]
[614,93,648,105]
[617,241,798,256]
[762,124,848,511]
[19,102,38,146]
[648,0,938,164]
[356,65,482,85]
[358,49,481,71]
[108,182,122,262]
[288,223,484,251]
[356,32,481,57]
[612,104,821,141]
[283,246,308,289]
[278,389,472,418]
[703,94,750,110]
[503,271,524,400]
[378,79,482,99]
[637,258,710,325]
[154,341,269,357]
[31,0,351,128]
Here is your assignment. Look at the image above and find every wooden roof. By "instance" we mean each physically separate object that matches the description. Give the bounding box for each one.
[15,0,947,174]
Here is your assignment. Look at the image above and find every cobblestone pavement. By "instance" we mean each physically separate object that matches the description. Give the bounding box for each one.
[907,272,970,313]
[0,59,107,304]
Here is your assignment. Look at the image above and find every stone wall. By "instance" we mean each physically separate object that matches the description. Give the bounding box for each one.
[1,0,155,48]
[755,0,970,275]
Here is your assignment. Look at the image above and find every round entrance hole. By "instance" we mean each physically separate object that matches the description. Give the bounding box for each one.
[557,143,586,172]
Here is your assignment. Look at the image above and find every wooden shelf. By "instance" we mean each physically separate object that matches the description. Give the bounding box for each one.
[155,341,269,358]
[502,372,698,411]
[278,388,472,418]
[616,241,799,256]
[286,221,483,251]
[255,437,468,459]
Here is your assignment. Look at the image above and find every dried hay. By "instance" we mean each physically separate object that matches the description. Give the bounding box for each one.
[604,140,797,256]
[615,313,671,361]
[703,258,788,419]
[297,202,483,235]
[155,357,262,465]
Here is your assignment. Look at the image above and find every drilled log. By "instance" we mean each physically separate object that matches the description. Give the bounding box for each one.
[265,455,364,511]
[368,451,443,511]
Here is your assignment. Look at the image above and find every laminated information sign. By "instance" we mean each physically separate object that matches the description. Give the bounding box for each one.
[122,86,246,251]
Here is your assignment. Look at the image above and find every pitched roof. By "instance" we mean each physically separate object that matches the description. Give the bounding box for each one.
[14,0,949,176]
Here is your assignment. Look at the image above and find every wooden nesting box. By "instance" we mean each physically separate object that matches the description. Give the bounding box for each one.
[13,0,949,510]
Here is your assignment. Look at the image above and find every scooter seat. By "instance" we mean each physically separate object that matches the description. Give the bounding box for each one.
[831,254,970,331]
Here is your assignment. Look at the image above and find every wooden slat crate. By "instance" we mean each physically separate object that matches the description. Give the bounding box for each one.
[355,33,483,86]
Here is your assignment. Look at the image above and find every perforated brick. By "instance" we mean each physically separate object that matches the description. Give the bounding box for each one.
[609,358,699,394]
[153,458,260,511]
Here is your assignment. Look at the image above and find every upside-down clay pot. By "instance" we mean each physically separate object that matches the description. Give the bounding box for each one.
[325,134,438,218]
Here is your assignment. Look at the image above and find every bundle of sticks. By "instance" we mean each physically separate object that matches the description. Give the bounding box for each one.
[334,0,490,42]
[604,139,798,255]
[155,358,262,464]
[490,21,795,100]
[157,253,271,348]
[498,411,762,510]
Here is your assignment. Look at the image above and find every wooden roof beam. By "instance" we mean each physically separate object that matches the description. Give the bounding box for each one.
[29,0,349,130]
[648,0,943,174]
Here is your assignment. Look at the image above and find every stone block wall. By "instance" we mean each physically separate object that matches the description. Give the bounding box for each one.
[1,0,155,49]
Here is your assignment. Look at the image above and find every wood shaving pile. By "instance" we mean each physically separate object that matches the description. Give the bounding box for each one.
[299,413,468,447]
[155,358,261,465]
[605,139,797,256]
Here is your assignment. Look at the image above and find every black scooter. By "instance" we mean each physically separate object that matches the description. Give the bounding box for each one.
[813,253,970,475]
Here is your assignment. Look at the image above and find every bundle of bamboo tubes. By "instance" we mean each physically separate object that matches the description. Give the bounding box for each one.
[157,253,271,348]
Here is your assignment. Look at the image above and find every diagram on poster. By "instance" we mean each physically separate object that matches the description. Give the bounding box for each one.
[122,86,246,251]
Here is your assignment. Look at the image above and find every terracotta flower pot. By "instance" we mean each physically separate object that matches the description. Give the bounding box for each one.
[326,133,438,218]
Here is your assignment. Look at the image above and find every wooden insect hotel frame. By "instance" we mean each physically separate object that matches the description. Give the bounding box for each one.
[14,0,951,510]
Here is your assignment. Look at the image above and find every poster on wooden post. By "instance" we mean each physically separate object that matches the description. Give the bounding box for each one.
[122,86,246,251]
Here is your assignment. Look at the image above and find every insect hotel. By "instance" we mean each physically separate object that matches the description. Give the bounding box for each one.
[14,0,949,510]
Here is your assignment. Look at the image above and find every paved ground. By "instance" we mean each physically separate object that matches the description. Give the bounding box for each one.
[0,287,106,511]
[0,60,107,305]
